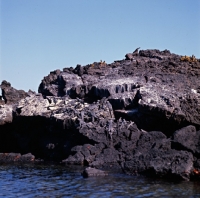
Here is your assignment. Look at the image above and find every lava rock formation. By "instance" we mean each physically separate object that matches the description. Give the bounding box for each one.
[0,49,200,180]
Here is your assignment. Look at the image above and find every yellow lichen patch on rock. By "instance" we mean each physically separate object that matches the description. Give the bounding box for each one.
[100,60,107,67]
[180,55,198,62]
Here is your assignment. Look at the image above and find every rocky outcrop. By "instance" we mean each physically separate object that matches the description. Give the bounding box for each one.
[0,49,200,181]
[0,92,199,180]
[123,131,194,180]
[0,153,35,163]
[0,80,28,105]
[38,49,200,135]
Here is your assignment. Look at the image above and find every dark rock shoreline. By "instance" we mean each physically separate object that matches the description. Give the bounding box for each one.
[0,49,200,181]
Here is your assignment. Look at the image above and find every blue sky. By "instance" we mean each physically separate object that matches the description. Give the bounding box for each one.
[1,0,200,91]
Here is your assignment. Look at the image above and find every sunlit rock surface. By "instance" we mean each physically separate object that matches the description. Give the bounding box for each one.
[0,49,200,180]
[38,49,200,134]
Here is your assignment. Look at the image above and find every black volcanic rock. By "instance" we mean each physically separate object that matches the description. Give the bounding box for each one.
[0,153,35,163]
[38,69,83,97]
[172,125,200,155]
[0,48,200,181]
[0,80,28,105]
[82,167,108,178]
[38,49,200,135]
[124,149,193,181]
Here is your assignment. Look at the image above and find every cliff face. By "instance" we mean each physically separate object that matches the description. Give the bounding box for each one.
[0,49,200,180]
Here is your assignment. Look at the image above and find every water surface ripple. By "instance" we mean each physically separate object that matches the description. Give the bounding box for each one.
[0,164,200,197]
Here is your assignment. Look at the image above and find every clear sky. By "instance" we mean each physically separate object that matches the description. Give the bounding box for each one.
[0,0,200,92]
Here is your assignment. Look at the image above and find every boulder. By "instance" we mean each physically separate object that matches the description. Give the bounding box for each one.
[124,149,193,181]
[82,167,108,178]
[0,80,28,105]
[172,126,200,156]
[125,53,134,60]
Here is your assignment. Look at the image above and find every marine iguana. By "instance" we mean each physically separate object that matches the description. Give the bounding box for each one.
[133,47,140,56]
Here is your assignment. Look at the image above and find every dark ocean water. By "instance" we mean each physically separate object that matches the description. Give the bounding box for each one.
[0,164,200,198]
